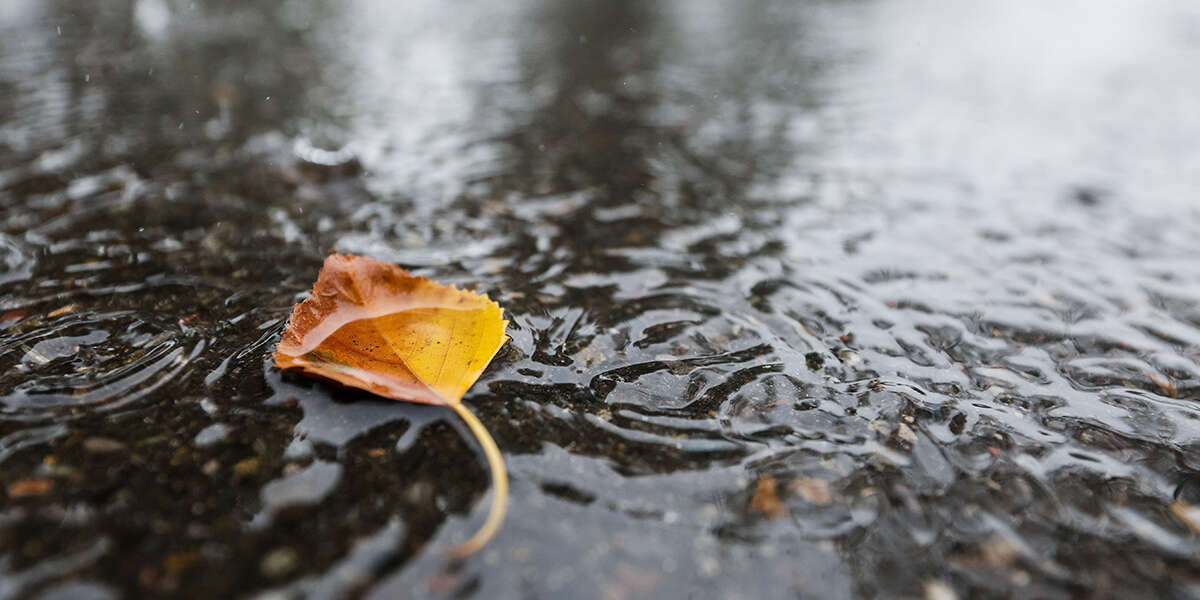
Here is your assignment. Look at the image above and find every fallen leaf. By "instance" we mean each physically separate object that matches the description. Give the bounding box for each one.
[1144,370,1178,398]
[788,477,832,505]
[7,478,53,498]
[0,309,28,325]
[749,475,786,519]
[274,254,507,406]
[1170,499,1200,534]
[48,304,76,318]
[274,254,509,558]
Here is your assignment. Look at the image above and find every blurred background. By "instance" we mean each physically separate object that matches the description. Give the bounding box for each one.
[2,0,1200,598]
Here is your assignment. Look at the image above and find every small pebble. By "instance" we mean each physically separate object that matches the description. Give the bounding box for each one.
[924,580,957,600]
[193,424,229,447]
[260,547,298,578]
[83,437,125,453]
[233,457,261,478]
[837,349,862,366]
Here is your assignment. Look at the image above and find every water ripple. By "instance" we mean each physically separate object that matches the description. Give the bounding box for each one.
[2,0,1200,598]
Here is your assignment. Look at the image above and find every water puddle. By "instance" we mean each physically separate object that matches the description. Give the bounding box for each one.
[2,0,1200,597]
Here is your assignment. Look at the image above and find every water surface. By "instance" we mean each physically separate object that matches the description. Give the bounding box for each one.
[2,0,1200,598]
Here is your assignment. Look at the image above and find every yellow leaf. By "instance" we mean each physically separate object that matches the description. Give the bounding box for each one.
[273,254,509,558]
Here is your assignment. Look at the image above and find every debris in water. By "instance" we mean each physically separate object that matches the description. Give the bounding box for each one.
[749,475,786,519]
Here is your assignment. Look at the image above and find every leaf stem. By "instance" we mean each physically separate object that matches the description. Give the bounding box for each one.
[448,402,509,558]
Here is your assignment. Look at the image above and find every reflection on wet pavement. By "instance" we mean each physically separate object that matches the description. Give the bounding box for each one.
[2,0,1200,597]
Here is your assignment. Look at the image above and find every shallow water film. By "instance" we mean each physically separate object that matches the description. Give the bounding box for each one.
[3,0,1200,598]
